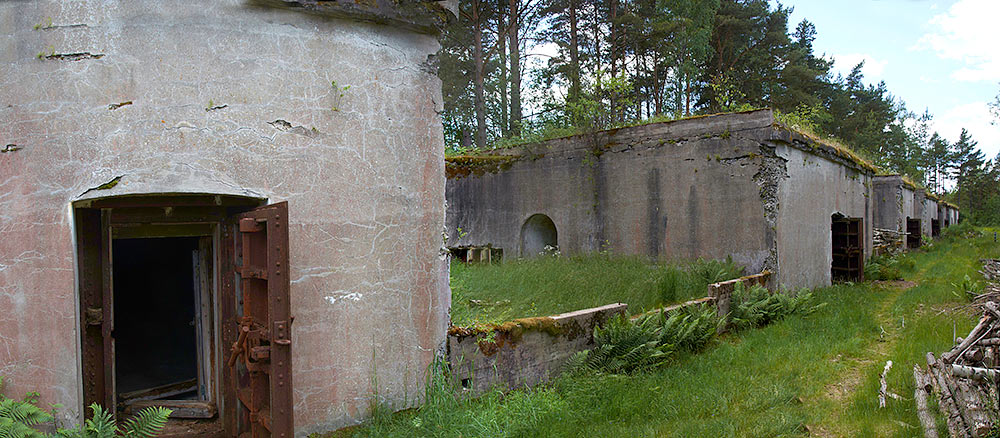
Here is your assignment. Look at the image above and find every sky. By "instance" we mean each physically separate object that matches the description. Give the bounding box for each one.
[778,0,1000,161]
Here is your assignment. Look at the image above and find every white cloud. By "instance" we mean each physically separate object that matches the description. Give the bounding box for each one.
[829,53,888,79]
[917,0,1000,82]
[931,101,1000,161]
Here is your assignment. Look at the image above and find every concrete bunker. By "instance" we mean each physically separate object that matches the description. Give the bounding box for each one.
[520,214,558,257]
[831,214,864,282]
[446,110,875,289]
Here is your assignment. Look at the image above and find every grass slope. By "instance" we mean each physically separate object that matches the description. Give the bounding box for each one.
[323,227,998,438]
[450,255,743,327]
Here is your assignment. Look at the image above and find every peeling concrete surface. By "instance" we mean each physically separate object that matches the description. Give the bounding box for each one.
[1,1,448,435]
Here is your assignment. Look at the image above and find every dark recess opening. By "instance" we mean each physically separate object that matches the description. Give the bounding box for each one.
[832,214,863,282]
[931,219,941,237]
[520,214,558,257]
[113,237,200,400]
[907,218,922,248]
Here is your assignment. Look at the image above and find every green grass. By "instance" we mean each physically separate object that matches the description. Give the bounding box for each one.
[322,227,998,438]
[450,255,744,327]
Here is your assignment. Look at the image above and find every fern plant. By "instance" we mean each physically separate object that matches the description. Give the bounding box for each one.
[565,306,720,375]
[728,283,822,330]
[0,377,172,438]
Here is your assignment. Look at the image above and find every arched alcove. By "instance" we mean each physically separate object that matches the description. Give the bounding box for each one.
[520,214,558,257]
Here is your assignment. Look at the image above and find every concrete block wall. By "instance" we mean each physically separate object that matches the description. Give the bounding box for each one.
[448,304,627,395]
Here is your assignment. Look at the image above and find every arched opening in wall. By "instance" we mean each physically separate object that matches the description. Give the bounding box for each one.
[832,213,864,282]
[906,217,922,248]
[520,214,558,257]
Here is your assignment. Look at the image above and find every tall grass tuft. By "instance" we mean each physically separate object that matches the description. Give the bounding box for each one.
[450,255,743,327]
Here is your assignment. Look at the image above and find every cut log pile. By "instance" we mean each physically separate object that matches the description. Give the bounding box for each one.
[915,259,1000,438]
[874,228,906,257]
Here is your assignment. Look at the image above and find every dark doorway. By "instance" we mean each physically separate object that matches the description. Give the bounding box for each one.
[931,219,941,237]
[520,214,558,257]
[113,237,202,401]
[832,215,864,282]
[907,218,922,248]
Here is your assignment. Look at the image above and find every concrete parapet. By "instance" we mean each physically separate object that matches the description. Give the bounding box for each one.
[447,303,627,395]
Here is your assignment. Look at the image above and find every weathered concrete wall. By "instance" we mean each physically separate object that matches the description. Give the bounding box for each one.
[448,303,626,395]
[873,176,915,232]
[1,2,448,434]
[448,110,875,290]
[922,193,940,237]
[448,111,775,274]
[773,144,872,288]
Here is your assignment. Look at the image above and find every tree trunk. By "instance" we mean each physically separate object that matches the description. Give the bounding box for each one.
[499,0,509,137]
[568,0,581,112]
[471,0,487,148]
[508,0,522,137]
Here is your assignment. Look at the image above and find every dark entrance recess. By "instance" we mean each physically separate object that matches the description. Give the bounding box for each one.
[831,214,864,282]
[907,218,922,249]
[113,237,203,402]
[932,219,941,237]
[73,195,294,438]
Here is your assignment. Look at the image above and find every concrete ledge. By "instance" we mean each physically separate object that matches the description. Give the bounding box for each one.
[631,296,717,321]
[447,303,627,395]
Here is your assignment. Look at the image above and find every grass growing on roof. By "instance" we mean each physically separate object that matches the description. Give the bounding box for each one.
[319,227,997,438]
[449,254,744,327]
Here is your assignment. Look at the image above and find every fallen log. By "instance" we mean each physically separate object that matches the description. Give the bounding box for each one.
[951,364,1000,381]
[953,376,994,437]
[913,365,940,438]
[943,316,993,364]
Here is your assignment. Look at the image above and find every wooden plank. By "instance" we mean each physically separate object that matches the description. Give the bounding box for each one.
[127,400,217,419]
[119,379,197,403]
[112,223,214,239]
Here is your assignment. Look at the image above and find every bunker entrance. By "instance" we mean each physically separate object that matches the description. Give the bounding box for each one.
[113,236,207,404]
[907,218,922,248]
[520,214,557,257]
[74,195,295,437]
[832,214,863,282]
[932,219,941,237]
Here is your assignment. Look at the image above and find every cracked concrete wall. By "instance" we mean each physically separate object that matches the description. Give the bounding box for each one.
[873,176,915,232]
[0,1,448,435]
[447,110,874,290]
[772,144,873,289]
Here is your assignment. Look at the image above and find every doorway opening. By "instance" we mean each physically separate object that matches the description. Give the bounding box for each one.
[931,219,941,237]
[520,214,558,257]
[113,236,210,407]
[906,218,922,248]
[832,214,863,282]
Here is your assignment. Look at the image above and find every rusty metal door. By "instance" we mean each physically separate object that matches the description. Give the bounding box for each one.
[228,202,293,438]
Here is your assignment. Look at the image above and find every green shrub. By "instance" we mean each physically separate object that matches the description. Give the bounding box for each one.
[864,254,903,281]
[0,377,172,438]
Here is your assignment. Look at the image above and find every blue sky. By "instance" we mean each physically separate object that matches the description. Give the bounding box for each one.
[778,0,1000,160]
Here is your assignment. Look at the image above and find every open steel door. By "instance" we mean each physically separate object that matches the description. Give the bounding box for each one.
[228,202,293,438]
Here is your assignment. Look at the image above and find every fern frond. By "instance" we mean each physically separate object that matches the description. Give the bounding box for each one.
[84,404,118,438]
[119,406,171,438]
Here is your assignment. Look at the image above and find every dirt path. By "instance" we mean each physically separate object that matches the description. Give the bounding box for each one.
[807,280,916,437]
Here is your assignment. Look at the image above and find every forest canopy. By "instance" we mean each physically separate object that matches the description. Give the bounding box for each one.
[439,0,1000,225]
